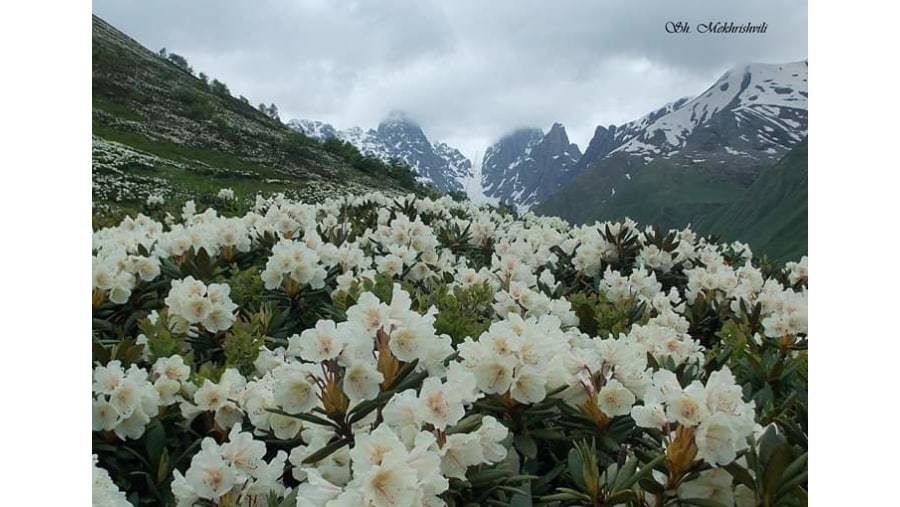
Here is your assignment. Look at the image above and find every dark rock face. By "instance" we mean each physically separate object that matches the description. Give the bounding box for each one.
[481,124,582,209]
[571,124,618,176]
[558,97,695,193]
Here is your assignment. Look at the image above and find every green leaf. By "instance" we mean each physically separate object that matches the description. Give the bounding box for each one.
[156,447,170,485]
[763,444,793,498]
[526,428,568,441]
[638,476,665,495]
[509,490,532,507]
[606,490,638,505]
[391,368,429,393]
[678,498,730,507]
[194,246,212,279]
[781,451,808,482]
[568,448,586,490]
[469,468,512,486]
[532,461,567,493]
[746,353,765,379]
[756,425,785,466]
[505,475,541,483]
[611,456,639,491]
[497,485,529,497]
[776,470,808,500]
[117,445,153,469]
[347,399,382,425]
[796,485,808,506]
[621,454,665,491]
[92,342,111,363]
[145,421,166,467]
[267,408,337,429]
[515,434,538,460]
[170,438,203,470]
[278,487,299,507]
[302,438,350,465]
[542,489,592,502]
[446,414,484,435]
[724,461,756,490]
[383,358,420,390]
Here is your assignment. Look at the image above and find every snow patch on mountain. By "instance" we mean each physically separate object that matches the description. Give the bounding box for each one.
[288,116,473,193]
[610,61,808,161]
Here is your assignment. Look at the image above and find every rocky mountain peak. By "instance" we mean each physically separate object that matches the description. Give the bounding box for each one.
[538,123,581,161]
[289,114,472,193]
[480,124,582,210]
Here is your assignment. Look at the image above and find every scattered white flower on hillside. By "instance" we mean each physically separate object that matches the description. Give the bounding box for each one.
[217,187,236,201]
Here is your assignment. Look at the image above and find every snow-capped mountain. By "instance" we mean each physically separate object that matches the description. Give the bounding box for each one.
[290,61,806,209]
[432,141,474,192]
[535,60,809,228]
[291,119,339,141]
[582,61,808,170]
[481,123,582,210]
[571,97,692,175]
[288,114,472,193]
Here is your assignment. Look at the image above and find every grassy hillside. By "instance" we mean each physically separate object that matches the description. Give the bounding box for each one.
[535,143,808,262]
[535,155,747,232]
[92,15,430,222]
[698,141,808,262]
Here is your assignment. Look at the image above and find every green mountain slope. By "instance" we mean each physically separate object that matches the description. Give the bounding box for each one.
[92,15,423,216]
[697,141,808,261]
[534,154,747,232]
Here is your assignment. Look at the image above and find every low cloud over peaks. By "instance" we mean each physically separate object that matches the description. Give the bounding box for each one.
[93,0,807,156]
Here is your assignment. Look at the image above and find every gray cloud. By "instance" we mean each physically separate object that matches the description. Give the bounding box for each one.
[93,0,807,159]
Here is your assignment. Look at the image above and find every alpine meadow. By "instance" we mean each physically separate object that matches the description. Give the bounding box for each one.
[92,5,808,506]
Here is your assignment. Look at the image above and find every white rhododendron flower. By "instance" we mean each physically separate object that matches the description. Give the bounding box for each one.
[597,378,637,417]
[184,446,236,500]
[695,412,741,466]
[417,377,466,430]
[92,361,161,439]
[173,426,288,505]
[289,319,345,362]
[440,432,486,480]
[149,355,191,405]
[92,455,131,507]
[193,379,230,412]
[343,361,384,402]
[296,468,345,506]
[273,366,318,414]
[91,191,806,505]
[678,467,738,505]
[359,451,420,507]
[667,382,711,427]
[164,276,238,333]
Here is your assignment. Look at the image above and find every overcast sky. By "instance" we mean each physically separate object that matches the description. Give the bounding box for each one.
[92,0,807,161]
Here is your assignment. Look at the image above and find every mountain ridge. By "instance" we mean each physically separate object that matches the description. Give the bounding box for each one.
[91,14,420,216]
[479,123,582,210]
[288,116,472,193]
[534,60,807,260]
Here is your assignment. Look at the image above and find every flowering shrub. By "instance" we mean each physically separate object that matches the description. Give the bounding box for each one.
[93,191,808,506]
[217,188,236,201]
[93,455,132,506]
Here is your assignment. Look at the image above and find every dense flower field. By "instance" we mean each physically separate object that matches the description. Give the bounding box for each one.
[92,192,807,506]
